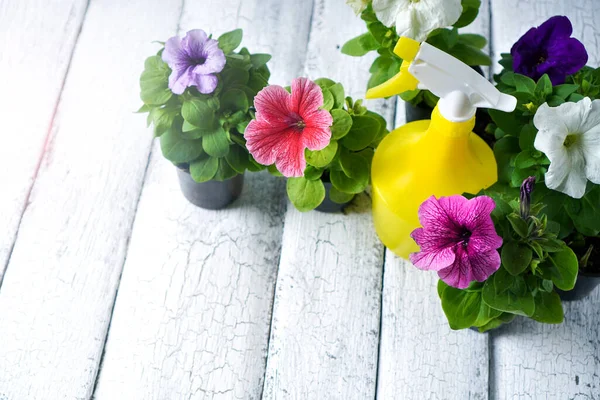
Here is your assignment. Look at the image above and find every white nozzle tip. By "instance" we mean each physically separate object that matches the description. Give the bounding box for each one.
[438,91,476,122]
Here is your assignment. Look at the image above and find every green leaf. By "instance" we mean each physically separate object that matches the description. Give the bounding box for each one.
[449,43,491,66]
[306,141,338,168]
[554,84,579,100]
[214,158,238,181]
[304,166,323,181]
[565,186,600,236]
[341,115,380,151]
[160,125,204,164]
[267,164,283,176]
[519,123,537,150]
[440,285,482,330]
[541,246,578,291]
[190,156,218,182]
[501,241,533,276]
[140,55,173,105]
[330,109,353,140]
[218,29,243,54]
[531,291,564,324]
[458,33,487,49]
[287,177,326,212]
[507,214,529,238]
[250,53,271,68]
[482,268,535,317]
[493,136,520,183]
[314,78,336,89]
[222,67,250,86]
[202,125,230,157]
[514,150,537,169]
[329,186,355,204]
[513,74,536,94]
[328,83,345,109]
[331,150,369,194]
[149,106,177,137]
[535,74,553,98]
[225,144,249,173]
[321,88,334,111]
[341,32,379,56]
[489,109,523,136]
[220,89,249,113]
[182,98,216,129]
[477,313,515,332]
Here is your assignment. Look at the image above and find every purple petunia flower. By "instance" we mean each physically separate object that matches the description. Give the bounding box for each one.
[511,16,588,85]
[519,176,536,219]
[162,29,226,95]
[410,195,503,289]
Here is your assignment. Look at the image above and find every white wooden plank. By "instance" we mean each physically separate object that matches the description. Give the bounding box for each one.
[378,3,492,398]
[491,1,600,398]
[262,1,395,398]
[0,1,181,398]
[491,290,600,399]
[0,0,87,279]
[376,258,490,400]
[93,1,314,398]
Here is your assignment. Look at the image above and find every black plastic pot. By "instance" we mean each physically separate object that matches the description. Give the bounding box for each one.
[557,271,600,301]
[176,167,244,210]
[316,181,351,213]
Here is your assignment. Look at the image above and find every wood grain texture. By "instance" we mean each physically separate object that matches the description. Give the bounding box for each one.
[491,290,600,399]
[0,0,87,279]
[0,1,180,399]
[490,0,600,70]
[490,1,600,398]
[379,4,492,399]
[376,258,490,400]
[262,1,394,398]
[93,1,314,398]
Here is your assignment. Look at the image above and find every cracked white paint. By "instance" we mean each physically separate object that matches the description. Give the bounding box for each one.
[0,1,180,398]
[262,1,394,398]
[93,0,314,399]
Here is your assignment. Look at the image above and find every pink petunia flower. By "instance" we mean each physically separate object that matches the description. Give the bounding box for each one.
[245,77,333,177]
[410,195,503,289]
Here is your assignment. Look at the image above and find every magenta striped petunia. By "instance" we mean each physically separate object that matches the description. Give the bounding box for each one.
[410,195,503,289]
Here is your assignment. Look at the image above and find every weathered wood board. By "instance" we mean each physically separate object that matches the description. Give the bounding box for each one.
[0,1,180,398]
[93,0,314,398]
[262,1,394,398]
[0,0,88,279]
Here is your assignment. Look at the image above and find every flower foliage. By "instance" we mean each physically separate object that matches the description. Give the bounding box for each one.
[138,29,272,182]
[429,15,599,332]
[247,78,389,211]
[342,0,491,108]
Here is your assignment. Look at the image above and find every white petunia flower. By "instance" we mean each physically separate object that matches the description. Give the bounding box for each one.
[347,0,370,15]
[372,0,463,42]
[534,98,600,199]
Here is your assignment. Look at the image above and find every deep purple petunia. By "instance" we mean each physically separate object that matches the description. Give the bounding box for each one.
[511,16,587,85]
[162,29,226,95]
[410,195,503,289]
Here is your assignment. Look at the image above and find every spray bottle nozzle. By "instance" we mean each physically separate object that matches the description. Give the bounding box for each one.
[366,37,517,122]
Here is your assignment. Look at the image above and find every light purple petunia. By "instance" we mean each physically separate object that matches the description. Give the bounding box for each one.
[410,195,503,289]
[162,29,226,95]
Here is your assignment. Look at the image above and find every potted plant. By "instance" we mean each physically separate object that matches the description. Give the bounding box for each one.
[137,28,271,209]
[342,0,491,123]
[405,15,600,332]
[243,77,388,212]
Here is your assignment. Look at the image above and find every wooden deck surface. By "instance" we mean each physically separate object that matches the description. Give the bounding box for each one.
[0,0,598,398]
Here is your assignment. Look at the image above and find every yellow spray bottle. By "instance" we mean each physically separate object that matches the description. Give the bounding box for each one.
[367,37,517,258]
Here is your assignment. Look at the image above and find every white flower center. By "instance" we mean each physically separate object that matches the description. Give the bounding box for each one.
[563,134,579,148]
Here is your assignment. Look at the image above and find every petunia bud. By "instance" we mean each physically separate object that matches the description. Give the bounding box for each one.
[520,176,536,219]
